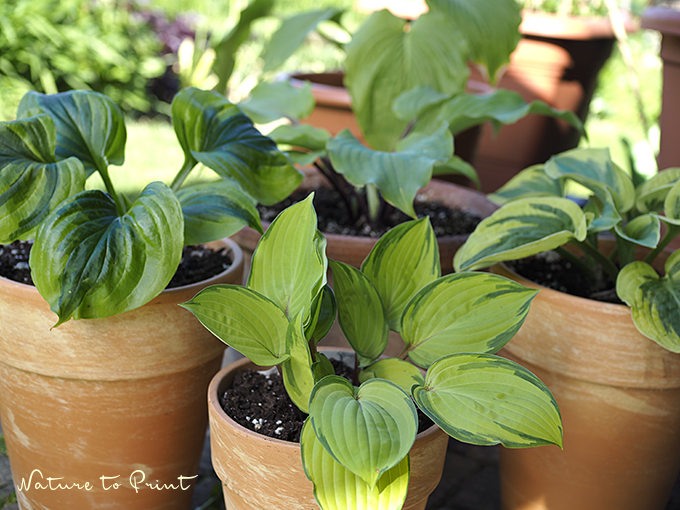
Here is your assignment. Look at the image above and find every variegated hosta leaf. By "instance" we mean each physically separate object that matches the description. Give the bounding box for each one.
[248,194,328,321]
[616,251,680,353]
[17,90,126,177]
[301,420,410,510]
[664,179,680,225]
[308,376,418,488]
[171,87,303,205]
[176,180,263,245]
[180,285,290,366]
[30,182,183,325]
[544,148,635,214]
[305,284,337,343]
[413,353,563,448]
[401,273,538,368]
[583,190,622,233]
[329,260,388,365]
[238,80,315,124]
[268,123,331,152]
[454,197,587,272]
[636,168,680,213]
[328,125,452,218]
[361,218,440,331]
[614,214,660,249]
[489,165,563,205]
[281,314,315,413]
[0,115,86,242]
[359,358,425,395]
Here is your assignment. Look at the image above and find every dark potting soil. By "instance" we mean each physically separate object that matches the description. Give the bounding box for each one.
[257,187,482,238]
[0,240,232,289]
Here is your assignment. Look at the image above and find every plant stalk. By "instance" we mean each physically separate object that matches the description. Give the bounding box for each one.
[568,239,620,282]
[554,246,595,280]
[98,167,125,216]
[170,158,196,192]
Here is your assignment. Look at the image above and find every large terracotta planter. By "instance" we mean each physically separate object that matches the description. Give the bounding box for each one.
[208,352,449,510]
[492,250,680,510]
[0,239,243,510]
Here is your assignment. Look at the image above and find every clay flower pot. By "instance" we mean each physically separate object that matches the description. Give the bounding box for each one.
[208,352,449,510]
[0,239,243,510]
[492,247,680,510]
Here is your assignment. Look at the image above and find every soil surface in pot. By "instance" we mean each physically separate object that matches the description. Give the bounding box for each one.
[222,359,434,443]
[258,187,482,238]
[0,240,233,288]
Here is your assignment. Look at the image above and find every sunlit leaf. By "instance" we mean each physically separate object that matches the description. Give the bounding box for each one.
[359,358,425,395]
[636,167,680,213]
[239,80,315,124]
[281,313,315,413]
[488,165,563,205]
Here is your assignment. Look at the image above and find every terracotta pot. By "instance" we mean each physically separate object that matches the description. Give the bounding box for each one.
[0,239,243,510]
[642,6,680,170]
[492,246,680,510]
[208,352,450,510]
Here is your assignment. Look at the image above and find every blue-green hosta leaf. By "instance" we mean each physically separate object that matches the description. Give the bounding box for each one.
[636,168,680,213]
[488,165,564,205]
[17,90,126,177]
[281,314,315,413]
[309,376,418,487]
[432,156,480,189]
[328,125,451,218]
[392,86,449,125]
[171,87,303,205]
[361,218,440,331]
[0,115,85,242]
[268,123,331,152]
[413,353,563,448]
[345,10,468,151]
[454,197,587,272]
[614,214,660,249]
[30,182,183,325]
[583,190,623,233]
[359,358,425,395]
[176,180,263,245]
[616,251,680,352]
[401,273,538,368]
[181,285,290,366]
[305,284,337,343]
[329,260,388,365]
[238,80,315,124]
[301,420,410,510]
[545,148,635,214]
[248,195,327,320]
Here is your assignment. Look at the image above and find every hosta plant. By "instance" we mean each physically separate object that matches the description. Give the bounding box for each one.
[454,147,680,352]
[183,195,563,510]
[0,87,303,325]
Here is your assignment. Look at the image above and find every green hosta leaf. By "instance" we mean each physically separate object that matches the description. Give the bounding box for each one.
[361,218,440,331]
[616,252,680,352]
[345,10,468,151]
[171,87,303,205]
[0,115,85,242]
[30,182,183,325]
[181,285,290,366]
[176,180,262,245]
[309,376,418,487]
[392,86,448,124]
[489,165,563,205]
[328,125,451,218]
[401,273,538,368]
[301,420,410,510]
[305,284,337,343]
[281,314,315,413]
[269,123,331,152]
[636,168,680,213]
[17,90,126,177]
[312,353,336,382]
[239,81,315,124]
[584,190,623,233]
[359,358,425,395]
[329,260,388,364]
[614,214,660,249]
[454,197,587,272]
[664,180,680,225]
[262,8,342,73]
[545,148,635,214]
[432,156,480,189]
[413,353,563,448]
[248,195,327,320]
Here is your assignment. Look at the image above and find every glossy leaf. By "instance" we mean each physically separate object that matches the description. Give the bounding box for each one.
[181,285,290,366]
[0,115,85,242]
[454,197,587,272]
[583,189,623,233]
[614,214,660,249]
[636,167,680,213]
[413,353,563,448]
[30,182,183,325]
[401,273,538,368]
[488,165,563,205]
[309,376,418,487]
[239,80,315,124]
[312,353,336,382]
[281,314,315,413]
[301,420,410,510]
[268,123,331,152]
[359,358,425,395]
[305,284,337,343]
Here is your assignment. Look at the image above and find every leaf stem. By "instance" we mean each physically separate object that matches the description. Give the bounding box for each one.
[170,158,196,192]
[98,167,125,216]
[645,224,680,264]
[568,239,620,282]
[554,246,595,280]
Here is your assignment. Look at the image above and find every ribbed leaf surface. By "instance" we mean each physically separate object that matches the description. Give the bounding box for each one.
[359,358,425,395]
[281,314,315,413]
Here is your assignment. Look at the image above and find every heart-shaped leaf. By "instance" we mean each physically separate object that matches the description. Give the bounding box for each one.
[268,123,331,152]
[392,86,449,125]
[413,353,563,448]
[0,115,86,242]
[401,273,538,368]
[614,214,660,249]
[616,251,680,352]
[309,376,418,487]
[489,165,563,205]
[181,285,290,366]
[636,168,680,213]
[238,80,315,124]
[176,180,262,245]
[281,313,315,413]
[359,358,425,395]
[301,419,410,510]
[305,284,337,343]
[30,182,183,325]
[454,197,588,272]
